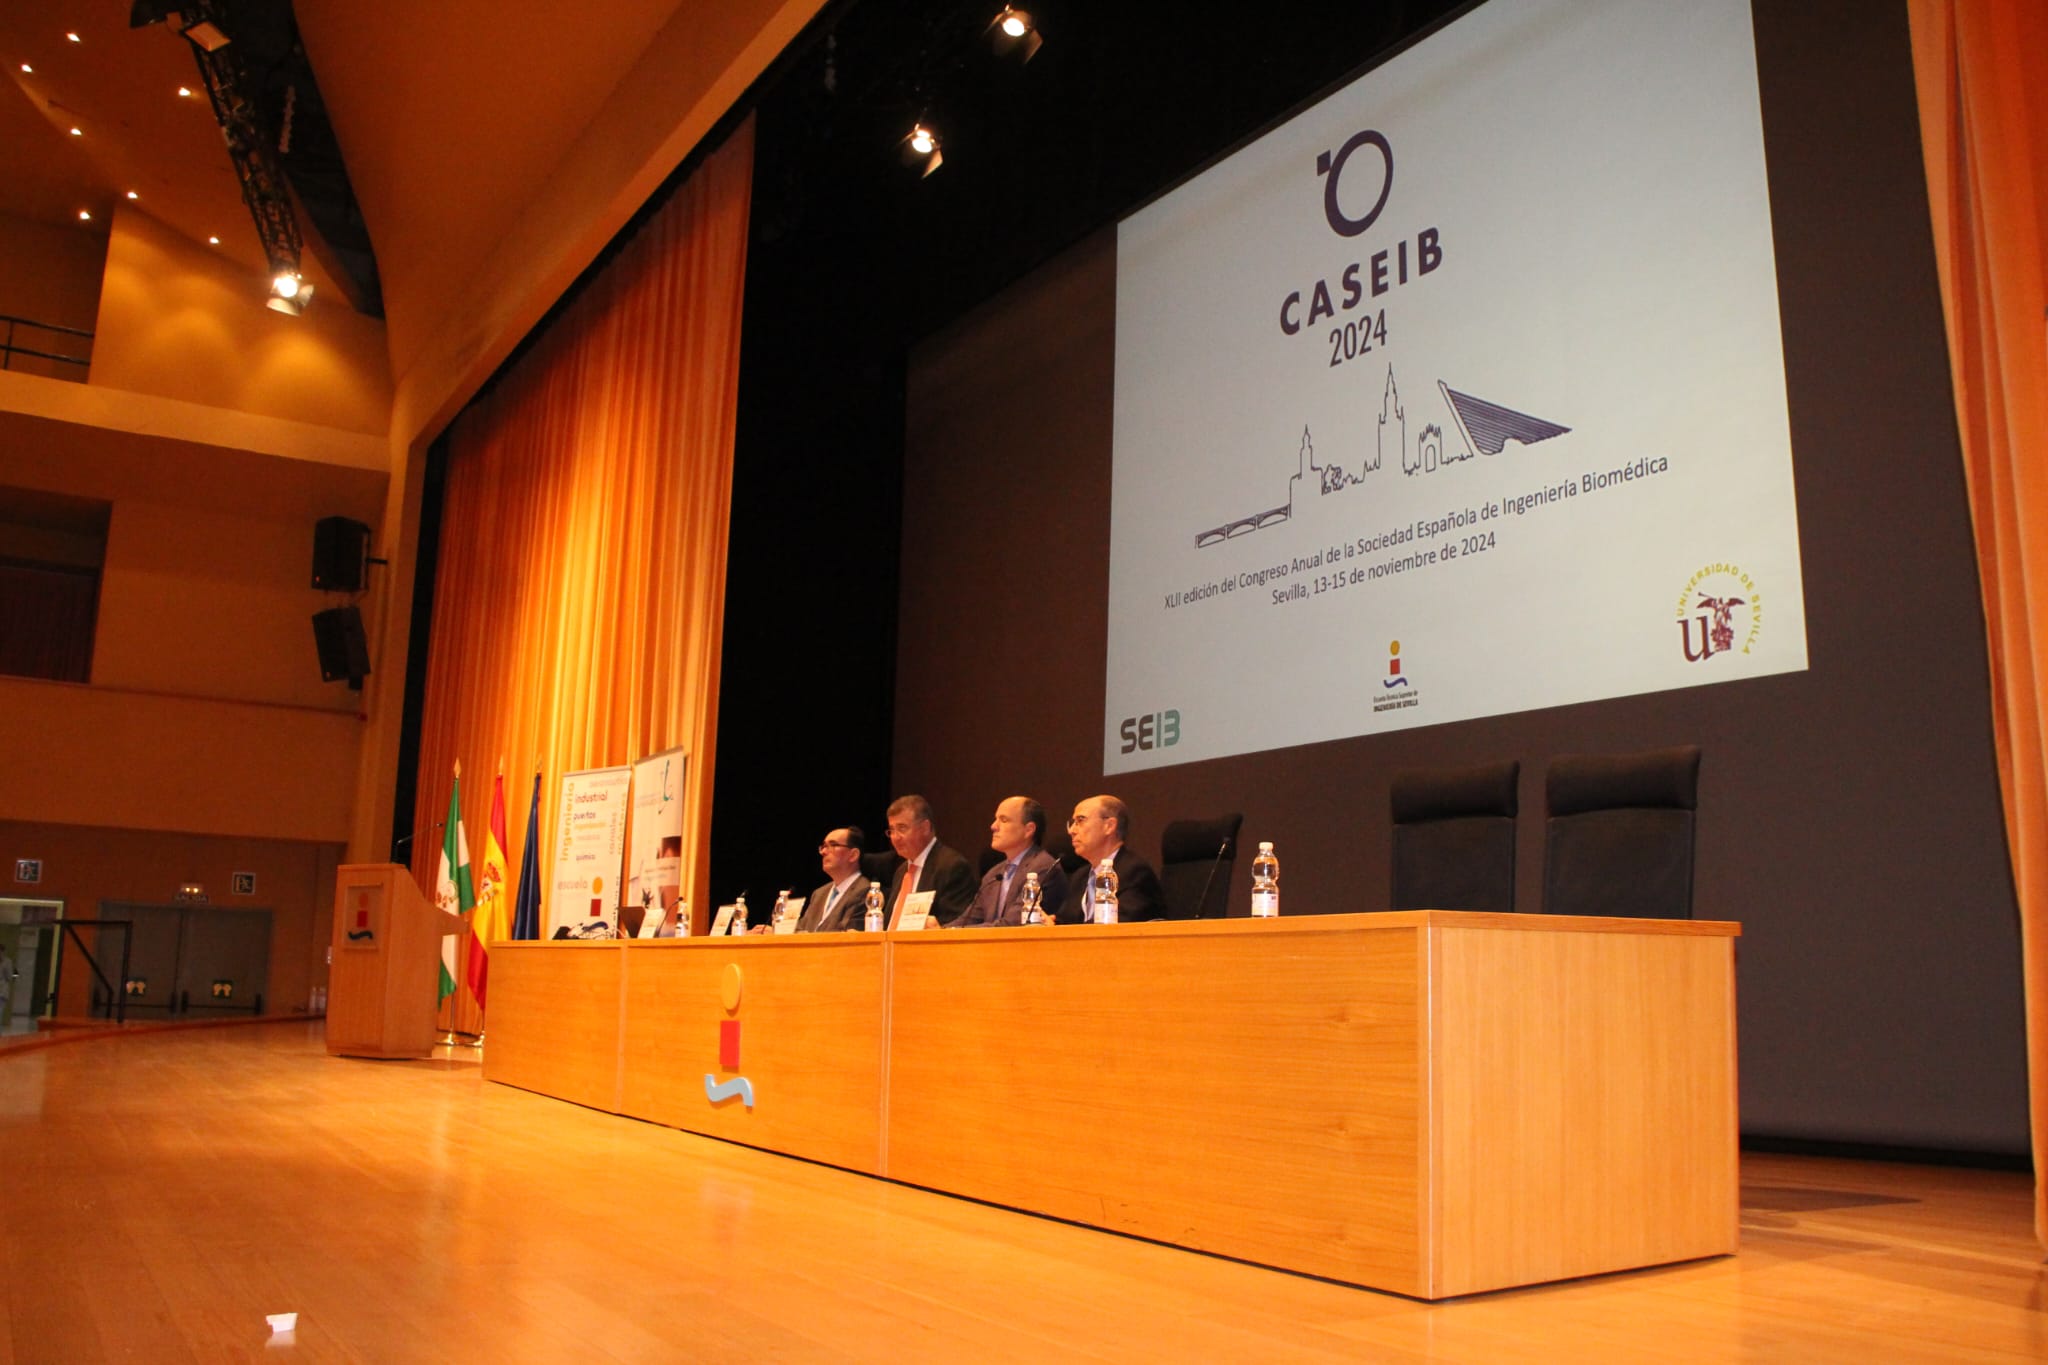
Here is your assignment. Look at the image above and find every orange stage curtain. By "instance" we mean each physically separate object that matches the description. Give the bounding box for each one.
[1908,1,2048,1243]
[409,119,754,1035]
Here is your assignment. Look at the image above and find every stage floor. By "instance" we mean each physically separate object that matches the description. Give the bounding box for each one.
[1,1022,2038,1362]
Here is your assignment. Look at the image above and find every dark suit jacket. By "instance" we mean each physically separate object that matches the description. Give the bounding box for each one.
[796,875,870,932]
[887,842,977,926]
[1072,845,1167,923]
[954,847,1069,927]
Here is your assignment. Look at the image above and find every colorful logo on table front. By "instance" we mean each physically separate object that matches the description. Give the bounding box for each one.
[703,962,755,1109]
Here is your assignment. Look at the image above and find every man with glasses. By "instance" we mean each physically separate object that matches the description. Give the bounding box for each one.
[792,826,873,932]
[1067,794,1167,922]
[884,794,977,927]
[952,796,1071,927]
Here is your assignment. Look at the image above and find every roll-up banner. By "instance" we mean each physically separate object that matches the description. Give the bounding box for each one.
[550,765,632,937]
[627,746,688,937]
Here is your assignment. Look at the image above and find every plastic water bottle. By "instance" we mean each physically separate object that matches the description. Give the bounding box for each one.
[1020,871,1044,925]
[771,890,791,930]
[1251,842,1280,917]
[864,881,885,932]
[734,893,749,934]
[1094,858,1119,924]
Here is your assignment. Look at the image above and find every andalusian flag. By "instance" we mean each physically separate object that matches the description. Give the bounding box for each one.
[466,768,512,1008]
[433,768,475,1002]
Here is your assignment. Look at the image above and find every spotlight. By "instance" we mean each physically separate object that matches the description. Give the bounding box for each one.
[126,190,138,200]
[901,122,943,177]
[208,235,219,245]
[989,7,1042,62]
[267,270,314,315]
[77,210,91,221]
[66,32,81,43]
[20,63,31,73]
[177,86,192,97]
[179,18,230,52]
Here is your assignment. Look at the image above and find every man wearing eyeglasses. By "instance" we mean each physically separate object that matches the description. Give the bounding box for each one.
[952,796,1070,927]
[793,826,872,932]
[1067,794,1167,922]
[884,794,978,927]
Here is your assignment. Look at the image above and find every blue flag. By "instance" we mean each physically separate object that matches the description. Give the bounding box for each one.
[510,771,543,939]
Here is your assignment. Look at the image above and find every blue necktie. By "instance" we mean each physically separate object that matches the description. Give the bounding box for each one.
[998,860,1019,922]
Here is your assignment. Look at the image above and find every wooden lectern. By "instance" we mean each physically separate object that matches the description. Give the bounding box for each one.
[326,863,465,1059]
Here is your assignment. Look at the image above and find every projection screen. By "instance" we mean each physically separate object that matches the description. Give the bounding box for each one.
[1106,0,1808,773]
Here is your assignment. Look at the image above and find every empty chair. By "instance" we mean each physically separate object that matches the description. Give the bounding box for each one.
[1389,759,1520,913]
[1542,746,1702,920]
[1158,813,1244,919]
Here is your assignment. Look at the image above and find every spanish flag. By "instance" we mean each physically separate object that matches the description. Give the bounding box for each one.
[467,767,512,1008]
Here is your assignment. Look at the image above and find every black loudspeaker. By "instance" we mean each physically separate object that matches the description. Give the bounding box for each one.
[312,516,370,591]
[312,605,371,684]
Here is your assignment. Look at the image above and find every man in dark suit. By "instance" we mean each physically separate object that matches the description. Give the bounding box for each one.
[795,825,873,932]
[951,796,1069,927]
[1066,794,1167,922]
[884,794,978,926]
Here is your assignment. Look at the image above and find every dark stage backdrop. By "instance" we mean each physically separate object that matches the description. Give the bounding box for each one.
[893,1,2025,1153]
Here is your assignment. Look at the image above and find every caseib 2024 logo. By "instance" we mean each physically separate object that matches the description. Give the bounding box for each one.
[1119,709,1181,755]
[1276,127,1443,340]
[1675,563,1762,662]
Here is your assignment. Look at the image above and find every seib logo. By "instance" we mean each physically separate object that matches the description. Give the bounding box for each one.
[1119,709,1181,754]
[1316,129,1392,238]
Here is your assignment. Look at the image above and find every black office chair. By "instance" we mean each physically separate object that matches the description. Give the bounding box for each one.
[1044,825,1087,877]
[860,848,902,890]
[1542,746,1701,920]
[1389,759,1519,913]
[1158,814,1244,919]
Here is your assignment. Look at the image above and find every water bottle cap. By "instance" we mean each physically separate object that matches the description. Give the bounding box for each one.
[1258,841,1274,851]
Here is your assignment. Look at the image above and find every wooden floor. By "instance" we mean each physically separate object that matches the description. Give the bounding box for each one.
[2,1025,2042,1363]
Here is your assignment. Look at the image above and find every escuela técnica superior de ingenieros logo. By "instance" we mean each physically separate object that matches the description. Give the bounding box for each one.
[1373,639,1421,713]
[1675,563,1763,663]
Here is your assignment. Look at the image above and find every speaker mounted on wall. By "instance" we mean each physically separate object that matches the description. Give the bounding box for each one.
[312,605,371,689]
[312,516,371,591]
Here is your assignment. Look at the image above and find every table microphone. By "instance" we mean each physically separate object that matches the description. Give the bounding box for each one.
[1194,839,1230,918]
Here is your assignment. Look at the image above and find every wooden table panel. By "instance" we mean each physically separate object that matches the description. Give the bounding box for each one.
[886,915,1431,1295]
[480,911,1739,1299]
[1429,921,1740,1297]
[618,935,888,1173]
[481,942,623,1113]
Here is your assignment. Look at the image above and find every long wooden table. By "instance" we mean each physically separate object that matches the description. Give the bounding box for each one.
[483,911,1738,1299]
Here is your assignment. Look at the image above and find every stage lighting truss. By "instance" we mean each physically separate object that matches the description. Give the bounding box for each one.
[136,0,311,311]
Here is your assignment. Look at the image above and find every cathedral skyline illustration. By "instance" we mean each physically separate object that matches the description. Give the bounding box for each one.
[1192,365,1571,548]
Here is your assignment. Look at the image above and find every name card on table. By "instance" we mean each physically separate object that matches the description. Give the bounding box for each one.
[892,890,936,932]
